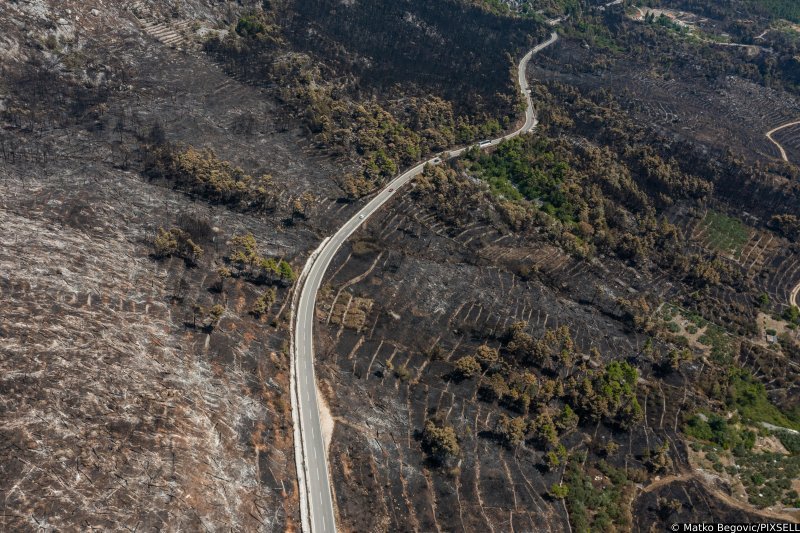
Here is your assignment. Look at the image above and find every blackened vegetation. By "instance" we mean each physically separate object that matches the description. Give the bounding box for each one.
[566,7,800,97]
[453,80,800,339]
[283,0,542,113]
[0,57,118,165]
[769,214,800,242]
[535,83,800,221]
[314,13,800,521]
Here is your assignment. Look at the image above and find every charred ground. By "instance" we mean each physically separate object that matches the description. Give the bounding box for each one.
[1,0,800,531]
[313,2,800,531]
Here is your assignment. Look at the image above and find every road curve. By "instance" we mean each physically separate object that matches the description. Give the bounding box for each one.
[764,120,800,308]
[291,31,559,533]
[766,120,800,163]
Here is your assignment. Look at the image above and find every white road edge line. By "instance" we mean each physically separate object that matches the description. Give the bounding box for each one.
[289,236,330,533]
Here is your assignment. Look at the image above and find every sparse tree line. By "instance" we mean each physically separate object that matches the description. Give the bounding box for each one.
[142,134,281,212]
[226,233,296,286]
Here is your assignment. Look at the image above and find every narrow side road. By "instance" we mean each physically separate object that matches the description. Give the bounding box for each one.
[764,120,800,308]
[290,31,559,533]
[766,119,800,163]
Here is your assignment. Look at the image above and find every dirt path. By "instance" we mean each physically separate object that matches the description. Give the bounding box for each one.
[638,470,799,522]
[766,120,800,163]
[790,281,800,309]
[693,472,799,523]
[640,472,694,493]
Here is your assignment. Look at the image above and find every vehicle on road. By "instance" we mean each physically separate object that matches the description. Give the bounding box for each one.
[388,188,394,192]
[359,214,365,219]
[479,140,492,147]
[432,157,441,163]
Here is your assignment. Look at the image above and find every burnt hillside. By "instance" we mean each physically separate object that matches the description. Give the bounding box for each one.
[284,0,546,111]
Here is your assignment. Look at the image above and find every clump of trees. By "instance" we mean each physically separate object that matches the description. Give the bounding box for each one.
[782,305,799,326]
[144,143,278,211]
[494,414,530,448]
[769,214,800,242]
[251,287,277,318]
[548,483,569,500]
[570,361,643,430]
[505,322,577,374]
[226,233,296,286]
[453,322,645,443]
[684,412,756,453]
[235,13,276,40]
[445,322,646,468]
[645,441,672,474]
[153,227,204,266]
[454,355,482,379]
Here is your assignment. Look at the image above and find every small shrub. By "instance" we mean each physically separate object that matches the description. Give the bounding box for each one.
[251,287,277,318]
[454,355,482,379]
[421,419,460,465]
[548,483,569,500]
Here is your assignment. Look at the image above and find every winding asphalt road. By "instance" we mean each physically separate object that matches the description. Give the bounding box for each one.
[291,31,559,533]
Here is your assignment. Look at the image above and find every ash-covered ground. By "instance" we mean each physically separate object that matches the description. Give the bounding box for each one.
[0,0,356,530]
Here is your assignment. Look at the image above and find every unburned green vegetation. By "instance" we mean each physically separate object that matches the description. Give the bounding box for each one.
[684,413,756,453]
[725,369,800,431]
[562,454,635,531]
[697,324,735,364]
[226,233,296,286]
[700,210,751,258]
